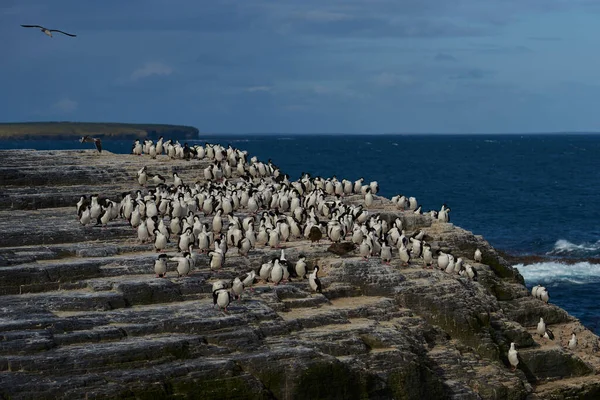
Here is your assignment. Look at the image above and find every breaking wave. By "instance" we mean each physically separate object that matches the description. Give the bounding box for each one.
[513,261,600,285]
[547,239,600,256]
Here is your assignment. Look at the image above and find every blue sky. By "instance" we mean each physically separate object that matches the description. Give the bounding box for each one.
[1,0,600,133]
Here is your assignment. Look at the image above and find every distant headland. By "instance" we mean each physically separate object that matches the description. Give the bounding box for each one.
[0,122,200,140]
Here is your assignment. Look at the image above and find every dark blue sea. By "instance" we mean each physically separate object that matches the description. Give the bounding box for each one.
[2,134,600,333]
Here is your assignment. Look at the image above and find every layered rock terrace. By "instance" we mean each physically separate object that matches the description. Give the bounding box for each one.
[0,147,599,399]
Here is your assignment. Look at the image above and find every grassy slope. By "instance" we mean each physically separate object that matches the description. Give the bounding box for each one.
[0,122,199,139]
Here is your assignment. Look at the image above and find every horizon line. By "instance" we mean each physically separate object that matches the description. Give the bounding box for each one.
[2,121,600,136]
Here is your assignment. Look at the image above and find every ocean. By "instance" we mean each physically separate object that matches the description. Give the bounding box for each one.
[2,134,599,333]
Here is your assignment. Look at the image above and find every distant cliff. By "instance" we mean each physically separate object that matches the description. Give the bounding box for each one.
[0,122,200,140]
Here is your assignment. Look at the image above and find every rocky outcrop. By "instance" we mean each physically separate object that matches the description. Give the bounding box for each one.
[0,149,599,399]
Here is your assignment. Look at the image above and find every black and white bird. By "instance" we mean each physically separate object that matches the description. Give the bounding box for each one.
[543,328,555,341]
[242,270,256,291]
[80,136,102,153]
[232,277,245,300]
[154,254,168,278]
[213,288,232,312]
[295,254,307,279]
[21,24,77,37]
[308,265,322,293]
[172,252,192,277]
[536,317,546,337]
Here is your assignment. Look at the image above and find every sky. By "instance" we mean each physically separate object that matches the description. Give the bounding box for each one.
[1,0,600,134]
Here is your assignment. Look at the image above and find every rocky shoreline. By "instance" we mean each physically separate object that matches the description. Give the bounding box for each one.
[0,148,599,399]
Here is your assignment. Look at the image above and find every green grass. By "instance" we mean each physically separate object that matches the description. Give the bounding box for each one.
[0,122,199,139]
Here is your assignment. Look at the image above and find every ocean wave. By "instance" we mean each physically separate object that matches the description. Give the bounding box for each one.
[547,239,600,255]
[513,261,600,285]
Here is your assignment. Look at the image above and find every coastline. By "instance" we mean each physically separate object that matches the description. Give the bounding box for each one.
[0,147,599,399]
[0,121,200,140]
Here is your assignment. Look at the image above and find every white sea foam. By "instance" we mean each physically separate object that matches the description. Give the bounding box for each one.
[513,261,600,285]
[548,239,600,255]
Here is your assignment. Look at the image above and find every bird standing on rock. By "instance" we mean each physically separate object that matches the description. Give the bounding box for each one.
[437,251,449,271]
[308,225,323,245]
[422,244,433,268]
[309,265,322,293]
[242,270,256,291]
[474,248,482,263]
[568,333,577,349]
[536,318,546,337]
[543,328,555,341]
[208,248,224,270]
[213,288,232,312]
[508,343,519,371]
[380,242,392,265]
[295,255,307,279]
[232,278,245,300]
[153,229,167,252]
[154,254,168,278]
[172,252,192,277]
[270,259,284,285]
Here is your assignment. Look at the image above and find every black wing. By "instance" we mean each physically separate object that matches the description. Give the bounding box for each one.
[315,276,322,293]
[21,24,45,29]
[212,290,219,305]
[49,29,76,37]
[94,139,102,153]
[287,262,297,278]
[77,200,89,216]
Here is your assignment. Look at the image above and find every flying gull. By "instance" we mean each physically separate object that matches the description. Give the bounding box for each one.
[80,136,102,153]
[21,25,77,38]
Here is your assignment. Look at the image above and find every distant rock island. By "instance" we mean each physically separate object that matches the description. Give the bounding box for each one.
[0,122,200,140]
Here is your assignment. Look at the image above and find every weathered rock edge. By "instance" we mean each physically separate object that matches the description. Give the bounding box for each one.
[0,149,598,400]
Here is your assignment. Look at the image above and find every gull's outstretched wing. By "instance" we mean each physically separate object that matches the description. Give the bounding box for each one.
[49,29,76,37]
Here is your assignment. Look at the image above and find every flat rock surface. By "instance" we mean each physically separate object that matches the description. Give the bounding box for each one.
[0,148,599,400]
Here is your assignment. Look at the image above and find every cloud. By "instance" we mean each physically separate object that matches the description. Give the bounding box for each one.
[295,10,352,22]
[528,36,562,41]
[244,86,272,93]
[472,44,534,55]
[434,53,457,62]
[131,62,173,81]
[451,69,494,80]
[372,72,415,87]
[287,14,485,38]
[52,98,78,113]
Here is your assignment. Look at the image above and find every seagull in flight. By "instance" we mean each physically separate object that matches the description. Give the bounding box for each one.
[80,136,102,153]
[21,25,76,38]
